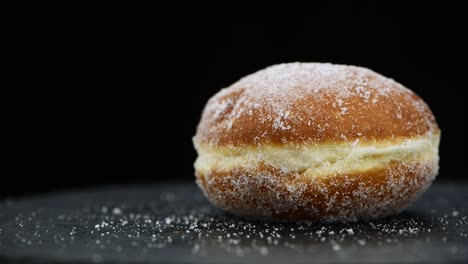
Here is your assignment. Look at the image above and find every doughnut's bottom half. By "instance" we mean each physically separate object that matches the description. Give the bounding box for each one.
[194,134,439,222]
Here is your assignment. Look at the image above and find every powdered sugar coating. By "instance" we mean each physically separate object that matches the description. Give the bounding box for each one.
[194,62,440,221]
[195,63,438,146]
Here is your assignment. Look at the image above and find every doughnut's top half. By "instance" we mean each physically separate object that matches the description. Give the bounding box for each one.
[195,63,439,147]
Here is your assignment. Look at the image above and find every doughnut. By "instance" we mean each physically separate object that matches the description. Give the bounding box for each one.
[193,63,440,222]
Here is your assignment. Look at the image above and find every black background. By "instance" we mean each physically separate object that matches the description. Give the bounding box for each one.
[12,2,467,197]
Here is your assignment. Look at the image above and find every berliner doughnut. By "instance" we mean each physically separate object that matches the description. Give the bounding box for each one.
[193,63,440,222]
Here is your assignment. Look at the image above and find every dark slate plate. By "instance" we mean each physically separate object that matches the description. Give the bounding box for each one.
[0,181,467,263]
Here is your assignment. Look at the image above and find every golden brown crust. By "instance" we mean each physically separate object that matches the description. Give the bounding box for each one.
[195,63,439,146]
[194,63,440,222]
[196,160,438,222]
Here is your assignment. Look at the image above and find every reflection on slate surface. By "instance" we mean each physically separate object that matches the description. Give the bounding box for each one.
[0,181,467,263]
